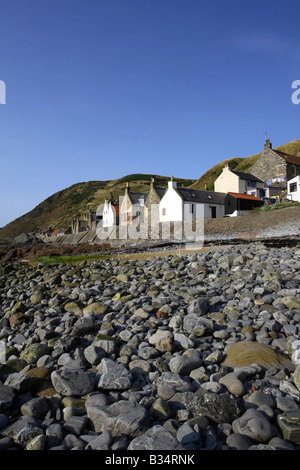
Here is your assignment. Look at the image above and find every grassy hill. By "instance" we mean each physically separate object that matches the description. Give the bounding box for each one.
[0,174,195,239]
[1,139,300,239]
[191,139,300,191]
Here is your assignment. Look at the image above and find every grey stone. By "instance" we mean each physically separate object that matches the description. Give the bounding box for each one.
[87,400,149,437]
[128,425,185,450]
[169,355,202,376]
[176,423,200,445]
[71,315,95,336]
[45,423,64,448]
[1,417,43,448]
[85,392,109,409]
[0,382,15,412]
[21,397,50,419]
[63,415,88,436]
[85,430,112,450]
[187,298,209,315]
[170,389,245,424]
[51,369,96,396]
[155,372,193,393]
[97,358,132,390]
[232,408,277,442]
[84,344,106,365]
[219,372,245,396]
[182,314,213,336]
[226,433,253,450]
[247,390,276,408]
[4,372,33,392]
[0,414,8,431]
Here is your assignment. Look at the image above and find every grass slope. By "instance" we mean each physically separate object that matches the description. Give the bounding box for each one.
[0,174,195,238]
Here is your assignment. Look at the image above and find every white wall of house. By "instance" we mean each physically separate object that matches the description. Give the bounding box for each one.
[160,180,225,221]
[159,182,183,222]
[204,203,225,218]
[102,201,116,227]
[287,175,300,201]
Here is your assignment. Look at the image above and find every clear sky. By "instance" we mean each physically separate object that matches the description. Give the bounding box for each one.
[1,0,300,228]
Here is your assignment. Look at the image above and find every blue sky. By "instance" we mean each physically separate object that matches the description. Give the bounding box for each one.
[0,0,300,227]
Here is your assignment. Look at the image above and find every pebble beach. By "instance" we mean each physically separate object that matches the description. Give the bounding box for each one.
[0,241,300,451]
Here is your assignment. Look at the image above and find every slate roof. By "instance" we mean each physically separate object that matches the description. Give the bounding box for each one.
[231,170,263,183]
[175,188,225,205]
[273,150,300,167]
[153,187,166,199]
[128,192,147,205]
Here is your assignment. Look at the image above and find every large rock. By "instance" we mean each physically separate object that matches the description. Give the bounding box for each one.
[97,358,132,390]
[20,344,50,365]
[83,302,108,315]
[232,408,277,442]
[51,369,96,397]
[0,382,15,412]
[169,354,202,376]
[128,425,185,450]
[148,329,174,352]
[1,417,43,448]
[187,298,209,315]
[87,400,149,437]
[182,314,213,336]
[170,389,244,424]
[222,341,295,371]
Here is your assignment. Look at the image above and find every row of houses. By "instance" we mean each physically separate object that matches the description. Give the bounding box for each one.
[71,139,300,233]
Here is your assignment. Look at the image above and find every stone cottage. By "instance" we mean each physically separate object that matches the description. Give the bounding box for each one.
[251,140,300,193]
[119,183,147,225]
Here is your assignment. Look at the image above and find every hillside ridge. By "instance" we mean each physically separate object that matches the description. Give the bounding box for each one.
[1,139,300,239]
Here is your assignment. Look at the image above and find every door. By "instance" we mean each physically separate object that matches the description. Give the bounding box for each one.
[211,206,216,218]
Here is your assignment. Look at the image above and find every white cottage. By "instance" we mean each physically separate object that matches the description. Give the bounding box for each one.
[102,200,120,227]
[159,177,225,222]
[287,175,300,202]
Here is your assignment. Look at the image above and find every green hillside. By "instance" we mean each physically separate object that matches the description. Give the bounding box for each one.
[0,174,195,238]
[1,139,299,239]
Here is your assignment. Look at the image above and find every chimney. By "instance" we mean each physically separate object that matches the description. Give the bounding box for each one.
[264,139,272,150]
[125,182,129,195]
[168,176,177,189]
[150,177,155,189]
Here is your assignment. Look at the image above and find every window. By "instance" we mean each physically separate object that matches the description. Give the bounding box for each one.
[162,208,166,216]
[291,165,297,177]
[277,164,285,176]
[290,182,297,193]
[248,181,256,188]
[190,204,194,214]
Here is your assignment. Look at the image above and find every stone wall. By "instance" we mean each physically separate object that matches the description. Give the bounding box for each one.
[251,146,287,182]
[251,140,300,183]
